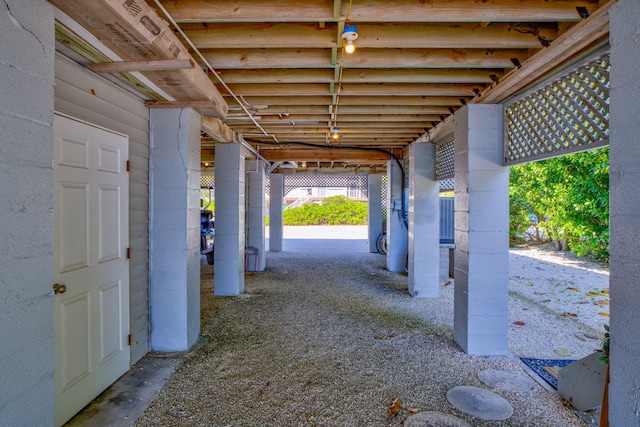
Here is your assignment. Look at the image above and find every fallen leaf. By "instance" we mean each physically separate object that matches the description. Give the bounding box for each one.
[444,280,452,286]
[554,277,560,281]
[534,291,545,295]
[374,334,395,340]
[586,291,599,297]
[599,312,610,317]
[597,299,610,305]
[514,321,526,326]
[600,289,610,295]
[522,307,529,310]
[554,348,569,357]
[525,283,534,287]
[542,299,551,303]
[566,287,580,292]
[563,312,578,317]
[406,407,419,414]
[388,398,402,417]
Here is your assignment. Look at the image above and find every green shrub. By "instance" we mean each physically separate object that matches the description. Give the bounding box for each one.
[283,195,368,225]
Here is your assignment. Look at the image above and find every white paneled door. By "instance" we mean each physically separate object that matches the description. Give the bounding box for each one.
[53,114,129,426]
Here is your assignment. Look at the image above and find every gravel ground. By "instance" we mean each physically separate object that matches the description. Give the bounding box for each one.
[135,226,608,427]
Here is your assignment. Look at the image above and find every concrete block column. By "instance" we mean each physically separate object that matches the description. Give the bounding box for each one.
[0,1,55,424]
[453,104,509,356]
[368,174,383,253]
[214,143,246,295]
[386,159,408,272]
[408,143,440,297]
[246,159,266,271]
[149,108,201,351]
[609,0,640,423]
[269,173,284,252]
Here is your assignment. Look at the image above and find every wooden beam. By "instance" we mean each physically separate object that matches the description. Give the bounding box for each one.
[214,68,500,84]
[201,116,236,142]
[184,23,556,49]
[202,49,331,69]
[90,58,195,73]
[158,0,596,23]
[341,48,529,69]
[218,83,330,96]
[229,95,465,107]
[201,48,528,69]
[218,83,482,97]
[476,1,613,104]
[51,0,228,119]
[256,148,391,162]
[146,100,228,118]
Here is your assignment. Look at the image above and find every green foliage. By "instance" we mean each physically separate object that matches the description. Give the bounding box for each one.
[598,324,610,364]
[283,195,368,225]
[200,189,215,211]
[509,147,609,261]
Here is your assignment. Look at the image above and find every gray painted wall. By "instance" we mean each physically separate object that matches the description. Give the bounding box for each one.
[0,1,55,424]
[54,54,151,364]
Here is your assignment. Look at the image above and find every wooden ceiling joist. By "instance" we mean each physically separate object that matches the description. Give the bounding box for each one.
[256,148,390,163]
[183,22,556,50]
[156,0,596,23]
[202,48,529,69]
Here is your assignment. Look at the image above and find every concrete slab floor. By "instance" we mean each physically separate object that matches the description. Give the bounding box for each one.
[64,354,184,427]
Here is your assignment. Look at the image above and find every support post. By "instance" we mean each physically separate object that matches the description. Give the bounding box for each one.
[368,174,383,253]
[269,173,284,252]
[608,0,640,423]
[408,142,440,297]
[0,1,55,423]
[453,104,509,356]
[246,159,266,271]
[386,159,408,272]
[150,107,201,351]
[214,143,246,295]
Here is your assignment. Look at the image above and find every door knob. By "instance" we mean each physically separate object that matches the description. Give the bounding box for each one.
[53,283,67,294]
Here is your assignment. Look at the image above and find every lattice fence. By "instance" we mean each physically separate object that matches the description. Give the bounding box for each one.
[282,174,368,197]
[435,135,455,181]
[201,174,215,188]
[505,53,610,165]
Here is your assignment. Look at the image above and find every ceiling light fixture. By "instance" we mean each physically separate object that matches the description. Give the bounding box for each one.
[331,126,340,140]
[342,25,358,54]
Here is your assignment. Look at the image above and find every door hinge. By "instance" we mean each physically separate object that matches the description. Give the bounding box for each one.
[126,160,130,171]
[128,334,132,346]
[127,247,131,259]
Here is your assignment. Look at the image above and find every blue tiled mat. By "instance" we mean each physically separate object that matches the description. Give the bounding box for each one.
[520,358,576,389]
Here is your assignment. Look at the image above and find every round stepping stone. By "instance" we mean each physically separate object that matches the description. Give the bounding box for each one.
[404,411,471,427]
[477,369,533,392]
[446,386,513,421]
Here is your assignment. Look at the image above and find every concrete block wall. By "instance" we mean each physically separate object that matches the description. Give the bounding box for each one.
[0,0,56,424]
[608,0,640,423]
[407,143,440,297]
[149,108,201,351]
[453,104,509,356]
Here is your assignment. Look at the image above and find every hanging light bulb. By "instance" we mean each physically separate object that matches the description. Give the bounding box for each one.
[341,24,358,54]
[344,40,355,54]
[331,126,340,140]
